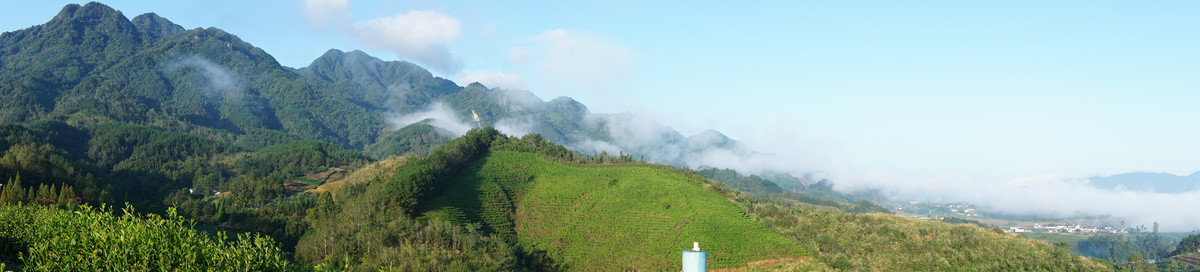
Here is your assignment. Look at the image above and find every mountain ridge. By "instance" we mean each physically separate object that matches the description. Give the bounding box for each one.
[0,2,798,188]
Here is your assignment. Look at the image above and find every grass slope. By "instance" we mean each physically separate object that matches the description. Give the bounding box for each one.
[307,155,413,195]
[424,151,807,270]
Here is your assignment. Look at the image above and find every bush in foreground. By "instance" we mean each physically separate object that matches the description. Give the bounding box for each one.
[0,204,291,271]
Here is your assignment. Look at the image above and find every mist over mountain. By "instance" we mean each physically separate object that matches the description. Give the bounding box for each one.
[0,2,807,188]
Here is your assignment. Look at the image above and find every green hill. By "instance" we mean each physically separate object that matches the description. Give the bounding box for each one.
[424,150,806,270]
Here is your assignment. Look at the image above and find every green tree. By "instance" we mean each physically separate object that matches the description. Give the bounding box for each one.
[56,184,76,206]
[37,183,56,204]
[25,186,36,206]
[1172,234,1200,256]
[0,175,21,204]
[1123,252,1156,272]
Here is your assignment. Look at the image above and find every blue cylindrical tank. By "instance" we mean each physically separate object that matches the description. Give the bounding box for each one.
[682,242,706,272]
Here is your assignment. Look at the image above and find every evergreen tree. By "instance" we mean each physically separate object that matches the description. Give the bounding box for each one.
[0,177,12,204]
[9,175,25,204]
[26,185,37,205]
[37,183,56,204]
[56,184,76,205]
[1172,234,1200,256]
[2,174,25,204]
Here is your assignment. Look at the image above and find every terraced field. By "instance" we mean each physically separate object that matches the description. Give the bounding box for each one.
[1168,252,1200,271]
[423,151,806,270]
[307,156,412,195]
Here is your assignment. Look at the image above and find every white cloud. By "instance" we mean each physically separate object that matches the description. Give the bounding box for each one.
[296,1,464,74]
[459,70,526,90]
[386,102,474,136]
[165,55,243,101]
[494,117,535,137]
[527,29,636,95]
[351,10,463,73]
[596,112,678,148]
[828,169,1200,232]
[300,0,350,29]
[570,140,622,156]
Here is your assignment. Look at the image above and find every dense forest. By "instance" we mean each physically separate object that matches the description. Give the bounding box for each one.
[1072,230,1200,271]
[0,2,1195,271]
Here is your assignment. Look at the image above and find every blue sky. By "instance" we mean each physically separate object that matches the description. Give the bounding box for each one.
[4,1,1200,204]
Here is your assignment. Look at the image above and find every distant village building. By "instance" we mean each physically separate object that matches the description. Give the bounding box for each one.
[1032,223,1125,234]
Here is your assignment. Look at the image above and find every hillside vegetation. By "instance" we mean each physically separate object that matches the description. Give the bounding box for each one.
[288,128,1115,271]
[0,126,1123,271]
[424,151,806,270]
[1161,252,1200,271]
[742,195,1112,271]
[0,204,290,271]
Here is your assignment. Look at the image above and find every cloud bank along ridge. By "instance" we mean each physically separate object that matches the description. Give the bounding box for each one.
[384,84,811,183]
[382,81,1200,232]
[386,102,475,137]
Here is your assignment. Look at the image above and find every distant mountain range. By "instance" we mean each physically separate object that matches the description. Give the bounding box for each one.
[0,2,800,187]
[1088,171,1200,194]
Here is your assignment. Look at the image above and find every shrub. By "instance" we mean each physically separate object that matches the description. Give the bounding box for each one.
[0,204,292,271]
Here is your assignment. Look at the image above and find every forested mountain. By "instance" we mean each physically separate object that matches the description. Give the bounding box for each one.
[0,2,432,153]
[0,2,1133,271]
[0,2,799,187]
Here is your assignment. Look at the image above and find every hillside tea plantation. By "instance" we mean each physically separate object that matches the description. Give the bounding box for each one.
[424,150,806,270]
[0,204,291,271]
